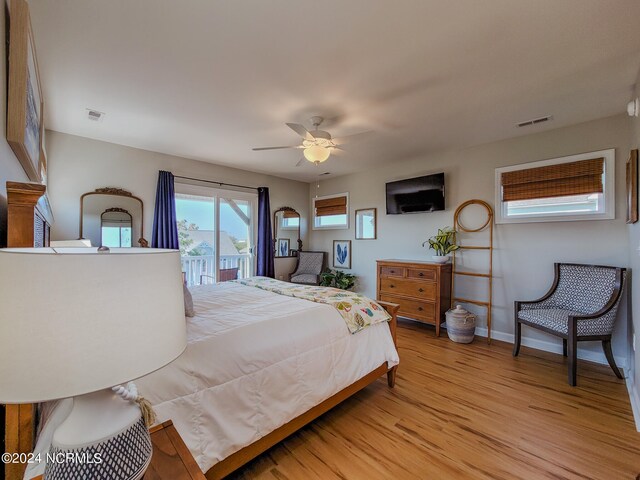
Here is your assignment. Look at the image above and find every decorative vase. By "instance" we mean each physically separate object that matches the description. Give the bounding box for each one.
[445,305,477,343]
[431,255,449,264]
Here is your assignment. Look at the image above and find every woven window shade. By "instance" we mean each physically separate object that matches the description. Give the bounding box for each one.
[315,196,347,217]
[283,210,298,218]
[501,158,604,202]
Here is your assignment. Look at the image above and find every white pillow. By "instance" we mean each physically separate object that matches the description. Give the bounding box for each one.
[23,399,73,480]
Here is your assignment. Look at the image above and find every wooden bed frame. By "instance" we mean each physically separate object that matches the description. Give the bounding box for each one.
[4,302,399,480]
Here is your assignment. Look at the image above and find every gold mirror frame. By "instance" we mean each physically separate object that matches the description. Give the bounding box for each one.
[80,187,148,247]
[273,206,302,256]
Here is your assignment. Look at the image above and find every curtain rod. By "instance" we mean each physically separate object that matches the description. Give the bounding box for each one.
[174,175,259,191]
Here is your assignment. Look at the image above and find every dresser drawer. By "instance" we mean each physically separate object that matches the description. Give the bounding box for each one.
[406,268,437,281]
[379,277,436,300]
[379,294,436,322]
[380,266,404,277]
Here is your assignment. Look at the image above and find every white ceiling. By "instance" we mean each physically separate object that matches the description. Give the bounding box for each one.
[29,0,640,182]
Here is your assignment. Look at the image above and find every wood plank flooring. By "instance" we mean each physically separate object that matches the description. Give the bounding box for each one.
[229,320,640,479]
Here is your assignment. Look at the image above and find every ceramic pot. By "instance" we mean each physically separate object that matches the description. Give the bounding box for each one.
[431,255,449,264]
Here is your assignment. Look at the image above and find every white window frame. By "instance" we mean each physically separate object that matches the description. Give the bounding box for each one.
[175,181,258,278]
[494,149,615,224]
[312,192,349,230]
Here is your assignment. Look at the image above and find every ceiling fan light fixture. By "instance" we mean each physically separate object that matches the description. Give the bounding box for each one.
[303,145,330,163]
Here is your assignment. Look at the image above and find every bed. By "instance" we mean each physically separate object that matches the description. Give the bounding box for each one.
[6,279,399,480]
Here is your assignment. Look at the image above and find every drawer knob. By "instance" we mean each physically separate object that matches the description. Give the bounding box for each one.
[418,306,423,311]
[390,284,395,288]
[418,288,424,292]
[418,272,424,277]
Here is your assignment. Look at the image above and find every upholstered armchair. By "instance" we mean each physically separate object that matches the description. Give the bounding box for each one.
[290,251,326,285]
[513,263,626,386]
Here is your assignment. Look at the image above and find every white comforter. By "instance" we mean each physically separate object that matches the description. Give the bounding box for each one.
[135,282,399,473]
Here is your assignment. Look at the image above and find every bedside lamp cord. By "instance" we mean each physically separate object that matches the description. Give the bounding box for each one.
[112,382,158,427]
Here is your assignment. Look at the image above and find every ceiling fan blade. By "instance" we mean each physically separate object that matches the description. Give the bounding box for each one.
[295,158,306,167]
[332,130,373,145]
[286,123,315,140]
[252,145,303,151]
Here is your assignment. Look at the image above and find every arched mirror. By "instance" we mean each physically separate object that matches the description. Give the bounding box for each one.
[101,208,133,247]
[80,187,147,247]
[273,206,301,257]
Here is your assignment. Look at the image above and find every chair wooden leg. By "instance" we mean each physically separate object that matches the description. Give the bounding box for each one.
[567,333,577,386]
[562,339,567,357]
[602,339,623,379]
[513,320,522,356]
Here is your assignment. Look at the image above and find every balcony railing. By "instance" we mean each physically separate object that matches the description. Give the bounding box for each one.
[181,254,252,287]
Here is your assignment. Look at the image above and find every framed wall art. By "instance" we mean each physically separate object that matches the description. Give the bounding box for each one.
[7,0,45,183]
[333,240,351,269]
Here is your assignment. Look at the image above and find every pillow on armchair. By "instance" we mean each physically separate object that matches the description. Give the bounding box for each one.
[290,251,325,285]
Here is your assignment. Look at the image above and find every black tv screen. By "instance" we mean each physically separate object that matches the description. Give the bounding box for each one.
[386,173,445,214]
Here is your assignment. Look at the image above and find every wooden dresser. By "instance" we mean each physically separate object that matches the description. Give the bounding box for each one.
[376,259,452,336]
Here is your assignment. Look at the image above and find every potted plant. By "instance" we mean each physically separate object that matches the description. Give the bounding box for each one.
[320,269,356,290]
[422,227,459,263]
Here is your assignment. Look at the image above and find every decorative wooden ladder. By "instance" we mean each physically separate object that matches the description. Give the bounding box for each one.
[451,199,494,344]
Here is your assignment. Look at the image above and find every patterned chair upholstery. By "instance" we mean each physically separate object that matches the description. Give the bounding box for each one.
[513,263,626,386]
[290,251,326,285]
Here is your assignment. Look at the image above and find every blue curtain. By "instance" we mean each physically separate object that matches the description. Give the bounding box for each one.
[151,170,179,249]
[257,187,275,277]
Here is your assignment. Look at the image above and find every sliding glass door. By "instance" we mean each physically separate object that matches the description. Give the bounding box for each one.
[175,183,256,286]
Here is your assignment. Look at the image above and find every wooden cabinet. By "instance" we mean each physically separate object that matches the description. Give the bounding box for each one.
[377,259,451,336]
[6,181,52,248]
[144,420,205,480]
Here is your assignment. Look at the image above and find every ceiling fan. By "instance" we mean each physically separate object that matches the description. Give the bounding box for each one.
[252,116,369,166]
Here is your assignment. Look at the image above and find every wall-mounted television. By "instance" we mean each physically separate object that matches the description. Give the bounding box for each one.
[385,173,445,214]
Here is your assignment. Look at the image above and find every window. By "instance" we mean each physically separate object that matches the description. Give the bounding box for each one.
[280,213,299,230]
[101,226,132,247]
[495,149,615,224]
[175,182,257,286]
[313,193,349,229]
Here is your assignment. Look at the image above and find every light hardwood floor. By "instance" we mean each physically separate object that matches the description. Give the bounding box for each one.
[230,320,640,480]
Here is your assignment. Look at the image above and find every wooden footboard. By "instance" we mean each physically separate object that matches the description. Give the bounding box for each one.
[3,302,399,480]
[205,300,400,479]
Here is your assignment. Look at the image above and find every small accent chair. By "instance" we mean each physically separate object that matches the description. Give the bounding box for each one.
[290,251,326,285]
[513,263,626,386]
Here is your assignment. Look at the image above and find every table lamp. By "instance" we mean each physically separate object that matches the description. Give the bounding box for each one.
[0,247,187,480]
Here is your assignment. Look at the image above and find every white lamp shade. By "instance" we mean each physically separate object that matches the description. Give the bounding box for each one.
[0,247,187,403]
[303,145,330,163]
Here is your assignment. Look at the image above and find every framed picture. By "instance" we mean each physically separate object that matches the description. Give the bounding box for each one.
[333,240,351,269]
[7,0,44,183]
[278,238,290,257]
[627,149,638,224]
[355,208,377,240]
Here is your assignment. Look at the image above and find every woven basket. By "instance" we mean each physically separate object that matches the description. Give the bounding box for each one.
[445,305,476,343]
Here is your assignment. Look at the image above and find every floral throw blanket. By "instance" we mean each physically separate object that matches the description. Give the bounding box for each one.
[234,277,391,334]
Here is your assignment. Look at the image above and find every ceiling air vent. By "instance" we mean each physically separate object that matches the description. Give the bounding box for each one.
[86,109,105,122]
[517,115,553,128]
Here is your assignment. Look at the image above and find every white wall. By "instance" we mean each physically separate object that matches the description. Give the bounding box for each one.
[626,70,640,428]
[309,114,631,365]
[45,131,310,273]
[0,2,30,247]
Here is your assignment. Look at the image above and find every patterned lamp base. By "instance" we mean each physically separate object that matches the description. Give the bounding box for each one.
[44,416,152,480]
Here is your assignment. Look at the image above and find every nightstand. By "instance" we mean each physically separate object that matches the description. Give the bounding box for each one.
[33,420,205,480]
[144,420,206,479]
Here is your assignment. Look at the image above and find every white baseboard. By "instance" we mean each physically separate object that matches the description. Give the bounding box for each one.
[625,375,640,432]
[472,326,626,367]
